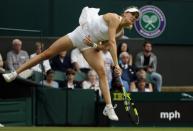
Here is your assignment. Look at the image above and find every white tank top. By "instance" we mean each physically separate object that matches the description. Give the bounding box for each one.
[79,7,122,44]
[86,15,109,43]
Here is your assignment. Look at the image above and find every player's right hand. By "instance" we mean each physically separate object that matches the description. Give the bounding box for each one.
[83,35,93,47]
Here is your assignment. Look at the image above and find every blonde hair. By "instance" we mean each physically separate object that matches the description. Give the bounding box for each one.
[88,70,97,76]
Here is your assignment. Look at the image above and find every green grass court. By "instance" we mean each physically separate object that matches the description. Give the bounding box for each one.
[0,127,193,131]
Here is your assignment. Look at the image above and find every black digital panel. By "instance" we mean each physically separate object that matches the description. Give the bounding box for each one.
[112,101,193,126]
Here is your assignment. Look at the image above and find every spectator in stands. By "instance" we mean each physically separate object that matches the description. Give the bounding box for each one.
[118,42,128,56]
[136,68,147,80]
[71,48,90,73]
[119,52,136,89]
[30,42,51,74]
[135,41,162,91]
[131,78,153,92]
[0,53,5,72]
[130,68,153,92]
[82,70,101,96]
[111,51,135,92]
[59,68,81,89]
[117,42,132,65]
[7,39,32,78]
[40,69,59,88]
[50,50,72,72]
[102,48,113,88]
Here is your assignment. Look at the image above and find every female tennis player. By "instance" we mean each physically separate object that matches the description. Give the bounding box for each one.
[3,6,140,121]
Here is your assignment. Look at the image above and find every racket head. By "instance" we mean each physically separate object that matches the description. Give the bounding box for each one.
[128,103,140,125]
[122,87,139,125]
[116,77,140,125]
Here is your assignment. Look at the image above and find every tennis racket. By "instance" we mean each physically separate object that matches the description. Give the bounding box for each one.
[117,77,139,125]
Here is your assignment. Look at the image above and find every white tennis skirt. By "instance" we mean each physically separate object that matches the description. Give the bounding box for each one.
[67,26,92,51]
[67,7,100,51]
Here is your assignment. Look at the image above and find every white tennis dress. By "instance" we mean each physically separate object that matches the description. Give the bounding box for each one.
[67,7,109,51]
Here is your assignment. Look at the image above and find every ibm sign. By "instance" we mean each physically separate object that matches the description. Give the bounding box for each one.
[112,93,193,126]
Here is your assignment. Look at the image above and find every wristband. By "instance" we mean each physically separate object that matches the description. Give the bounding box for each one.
[91,42,98,48]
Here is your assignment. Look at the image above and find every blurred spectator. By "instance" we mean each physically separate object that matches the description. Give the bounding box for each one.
[136,68,147,80]
[6,39,32,78]
[0,53,5,72]
[50,50,72,72]
[7,39,29,71]
[40,69,59,88]
[71,48,90,73]
[117,42,132,65]
[102,48,113,88]
[111,50,132,92]
[119,52,136,88]
[30,42,51,73]
[135,41,162,91]
[59,68,81,89]
[129,68,153,92]
[131,78,153,92]
[118,42,129,56]
[82,70,101,96]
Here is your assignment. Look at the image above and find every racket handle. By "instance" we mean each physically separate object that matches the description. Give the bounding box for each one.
[117,77,127,93]
[117,77,124,86]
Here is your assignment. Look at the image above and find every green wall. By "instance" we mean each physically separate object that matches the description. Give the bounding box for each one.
[36,88,96,126]
[0,98,33,126]
[0,0,193,44]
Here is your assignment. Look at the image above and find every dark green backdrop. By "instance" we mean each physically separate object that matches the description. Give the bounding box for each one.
[0,0,193,44]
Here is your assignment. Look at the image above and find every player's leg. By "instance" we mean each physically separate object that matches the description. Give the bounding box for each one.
[3,35,74,82]
[82,48,118,121]
[17,36,73,74]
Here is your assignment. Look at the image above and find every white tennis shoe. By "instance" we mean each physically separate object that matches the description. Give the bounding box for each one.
[0,123,4,127]
[103,104,119,121]
[2,71,17,83]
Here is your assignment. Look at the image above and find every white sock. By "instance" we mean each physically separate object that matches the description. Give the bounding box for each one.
[13,71,18,75]
[106,104,113,108]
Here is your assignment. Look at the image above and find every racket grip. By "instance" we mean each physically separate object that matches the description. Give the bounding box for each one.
[117,77,124,86]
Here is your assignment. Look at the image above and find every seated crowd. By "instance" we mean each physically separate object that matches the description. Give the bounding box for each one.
[0,38,162,95]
